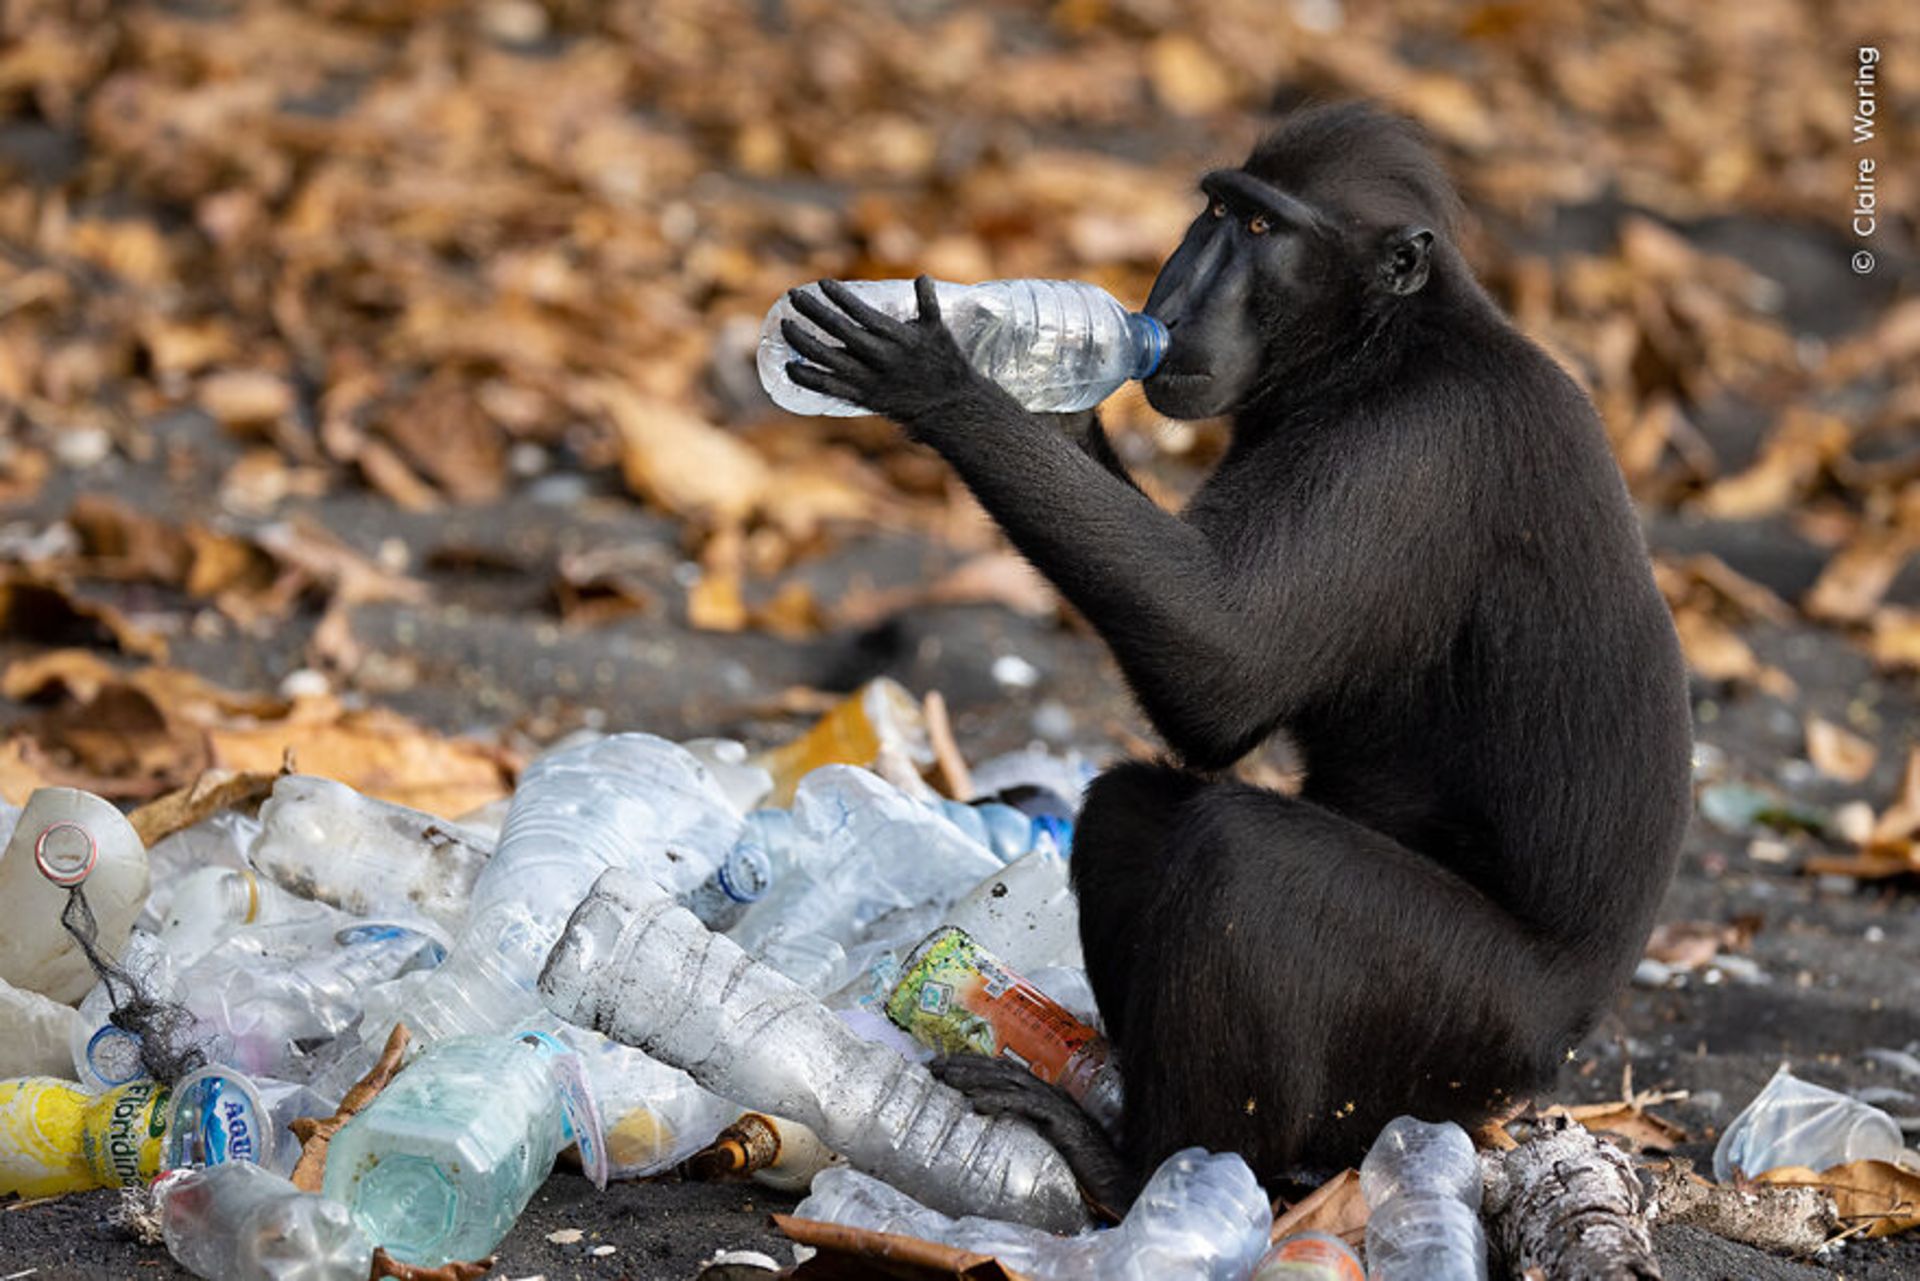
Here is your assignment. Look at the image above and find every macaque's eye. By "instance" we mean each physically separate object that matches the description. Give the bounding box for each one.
[1247,215,1271,236]
[1211,200,1227,219]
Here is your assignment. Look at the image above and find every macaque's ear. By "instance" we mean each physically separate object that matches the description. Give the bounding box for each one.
[1380,226,1434,296]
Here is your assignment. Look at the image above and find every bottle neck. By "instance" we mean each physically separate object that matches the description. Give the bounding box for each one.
[1128,313,1167,380]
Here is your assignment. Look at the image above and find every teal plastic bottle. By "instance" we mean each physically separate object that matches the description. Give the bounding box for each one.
[321,1035,569,1266]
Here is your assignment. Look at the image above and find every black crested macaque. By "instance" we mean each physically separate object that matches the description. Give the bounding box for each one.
[782,103,1692,1210]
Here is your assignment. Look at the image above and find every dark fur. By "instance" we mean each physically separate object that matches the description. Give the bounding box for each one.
[787,102,1692,1209]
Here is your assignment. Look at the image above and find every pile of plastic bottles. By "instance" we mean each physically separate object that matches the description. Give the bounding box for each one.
[4,678,1152,1277]
[6,674,1908,1280]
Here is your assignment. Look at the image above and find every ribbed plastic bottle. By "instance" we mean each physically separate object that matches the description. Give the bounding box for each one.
[759,279,1166,417]
[322,1035,571,1266]
[1359,1116,1489,1281]
[792,1147,1270,1280]
[539,866,1090,1233]
[155,1160,373,1281]
[308,735,742,1095]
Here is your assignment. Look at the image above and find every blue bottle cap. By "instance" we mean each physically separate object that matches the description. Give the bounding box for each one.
[1131,314,1168,380]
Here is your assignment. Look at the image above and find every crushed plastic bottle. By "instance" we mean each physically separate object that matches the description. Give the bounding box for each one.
[309,735,741,1123]
[69,931,190,1092]
[539,866,1090,1232]
[1251,1231,1365,1280]
[680,808,795,932]
[885,926,1119,1132]
[251,775,493,934]
[941,845,1083,972]
[0,787,150,1003]
[323,1034,575,1266]
[1713,1066,1908,1180]
[184,922,443,1081]
[1360,1116,1489,1281]
[156,1160,373,1281]
[792,1147,1269,1280]
[760,279,1166,417]
[0,1076,171,1196]
[726,767,1003,995]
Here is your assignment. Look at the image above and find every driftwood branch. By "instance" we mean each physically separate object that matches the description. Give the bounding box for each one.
[1646,1158,1838,1255]
[1481,1115,1661,1280]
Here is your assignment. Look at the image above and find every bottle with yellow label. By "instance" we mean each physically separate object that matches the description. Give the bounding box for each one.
[0,1076,171,1197]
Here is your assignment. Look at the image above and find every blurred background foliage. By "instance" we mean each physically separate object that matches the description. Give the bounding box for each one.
[0,0,1915,811]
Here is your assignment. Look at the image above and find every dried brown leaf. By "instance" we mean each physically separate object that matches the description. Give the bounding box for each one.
[1270,1168,1367,1248]
[127,765,281,847]
[1805,717,1877,784]
[1758,1161,1920,1239]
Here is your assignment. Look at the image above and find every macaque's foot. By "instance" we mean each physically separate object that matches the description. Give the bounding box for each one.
[931,1054,1141,1218]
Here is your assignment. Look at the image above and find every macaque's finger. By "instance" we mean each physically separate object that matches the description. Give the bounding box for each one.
[787,359,869,408]
[788,286,877,350]
[913,275,943,326]
[781,319,866,374]
[819,277,912,339]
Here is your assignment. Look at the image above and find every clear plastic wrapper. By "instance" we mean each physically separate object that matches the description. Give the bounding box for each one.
[1713,1066,1908,1180]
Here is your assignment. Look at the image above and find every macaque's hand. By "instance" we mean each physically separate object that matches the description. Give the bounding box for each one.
[783,276,1012,436]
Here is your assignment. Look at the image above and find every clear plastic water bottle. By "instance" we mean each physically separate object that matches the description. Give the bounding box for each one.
[159,866,338,966]
[793,1147,1270,1280]
[681,808,796,932]
[726,767,1003,994]
[184,923,443,1080]
[310,735,743,1087]
[251,775,494,935]
[539,866,1090,1233]
[156,1160,373,1281]
[1713,1066,1907,1180]
[322,1035,571,1266]
[760,279,1167,417]
[1360,1116,1489,1281]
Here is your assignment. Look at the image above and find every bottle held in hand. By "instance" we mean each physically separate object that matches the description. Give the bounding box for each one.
[760,279,1166,417]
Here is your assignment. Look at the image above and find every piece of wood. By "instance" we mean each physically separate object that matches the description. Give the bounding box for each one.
[289,1022,411,1192]
[777,1214,1031,1279]
[1481,1115,1662,1279]
[1649,1158,1838,1255]
[922,691,973,800]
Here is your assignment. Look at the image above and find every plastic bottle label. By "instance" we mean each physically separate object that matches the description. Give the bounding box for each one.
[167,1072,266,1168]
[885,927,1108,1094]
[516,1031,609,1190]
